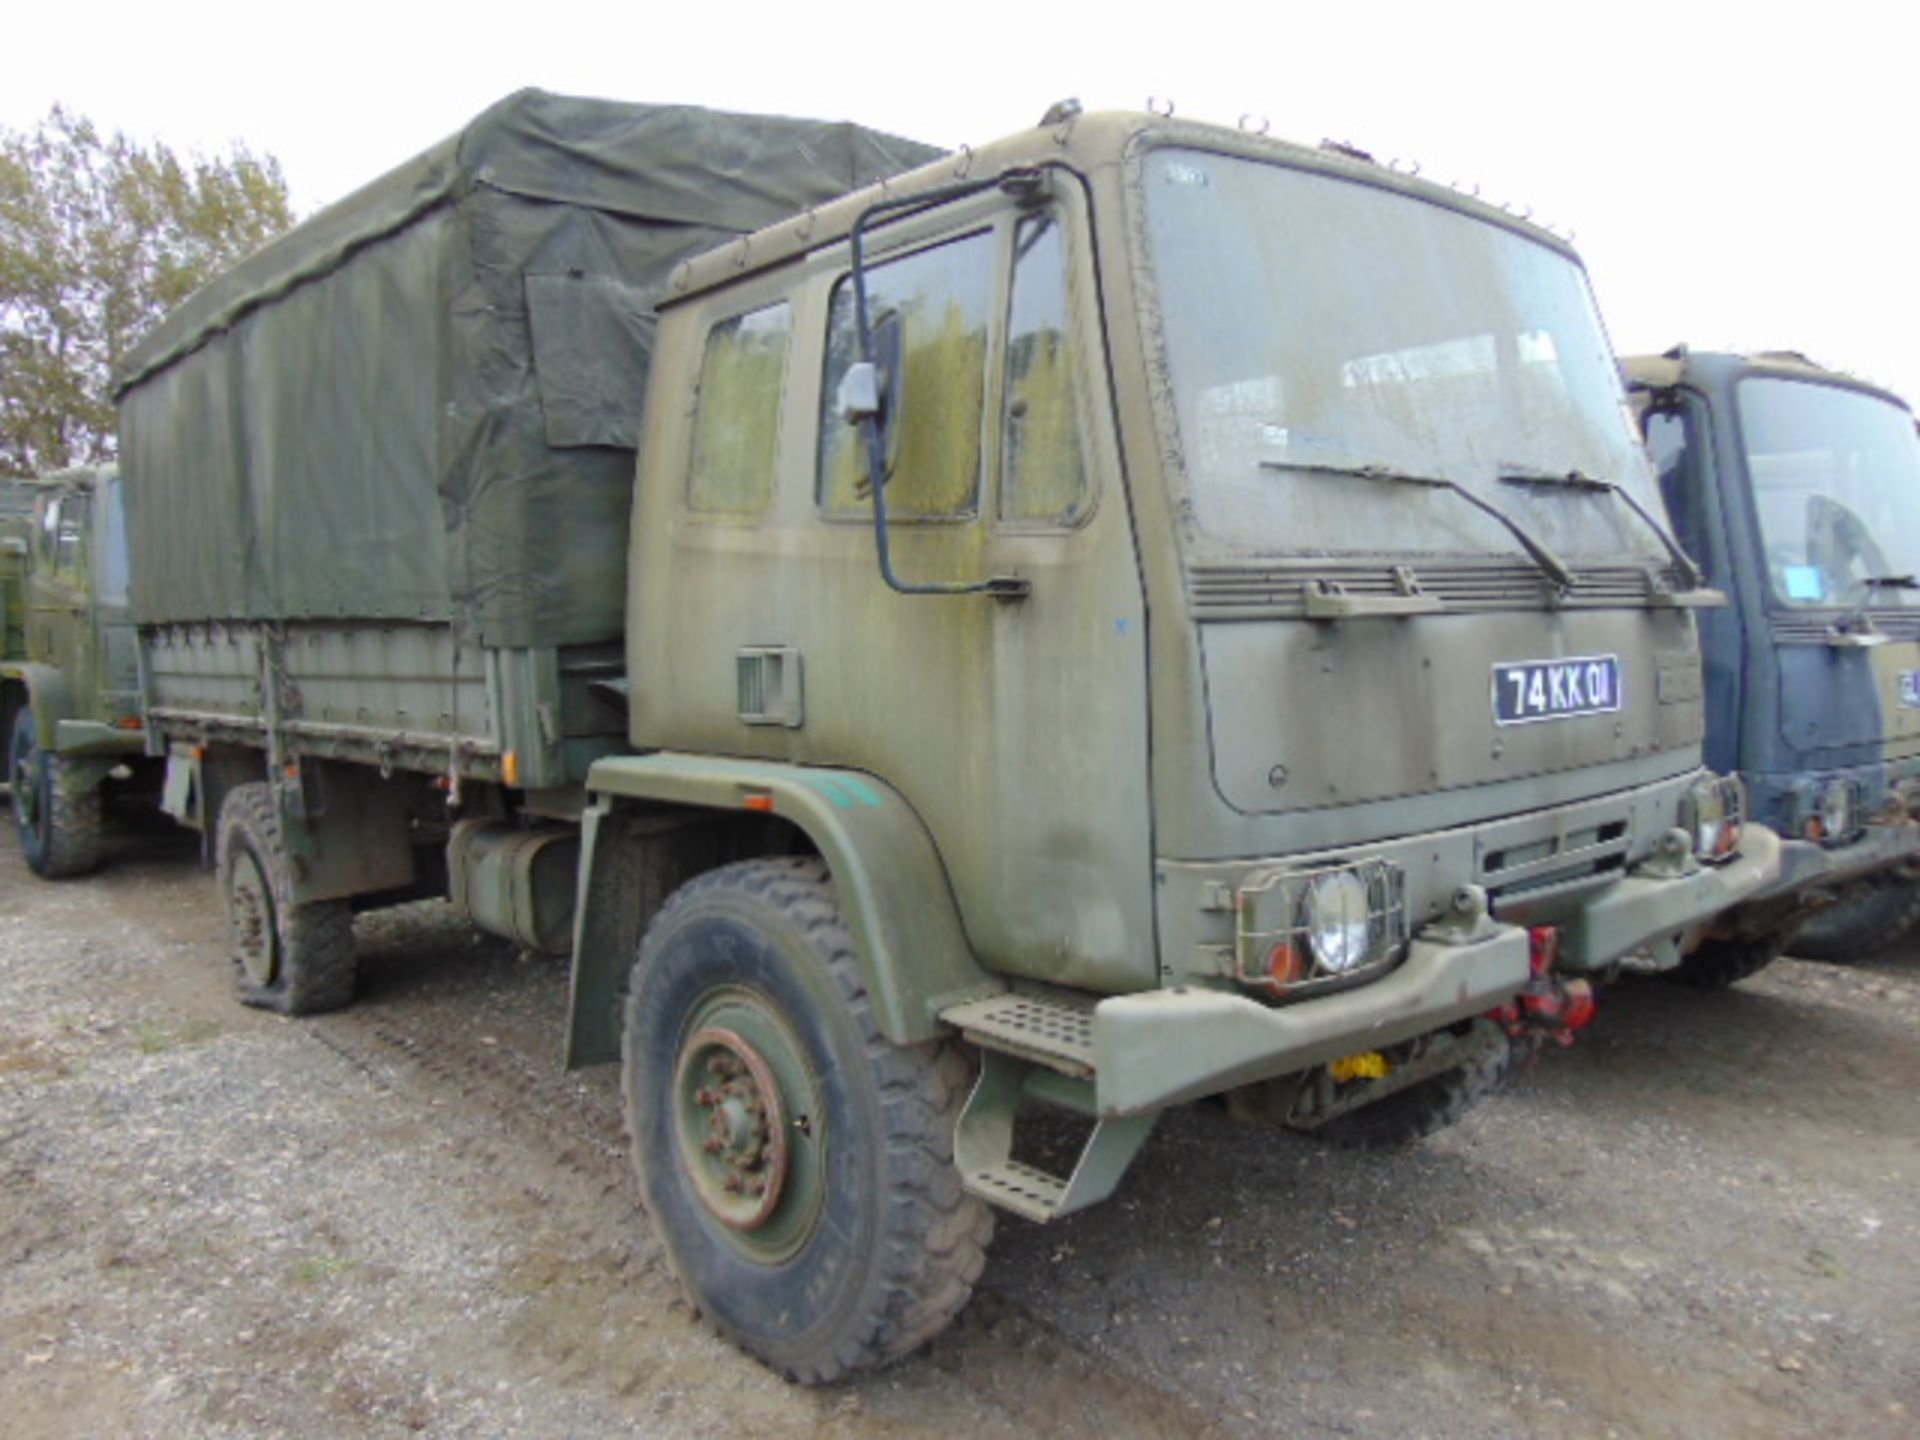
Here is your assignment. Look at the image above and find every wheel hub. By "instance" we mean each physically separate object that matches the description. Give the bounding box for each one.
[228,851,278,987]
[676,1026,790,1230]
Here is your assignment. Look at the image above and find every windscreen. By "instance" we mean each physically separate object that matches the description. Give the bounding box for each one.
[1142,148,1665,563]
[1737,377,1920,609]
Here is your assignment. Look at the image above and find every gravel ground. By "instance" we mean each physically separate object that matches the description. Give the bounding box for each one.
[2,813,1916,1438]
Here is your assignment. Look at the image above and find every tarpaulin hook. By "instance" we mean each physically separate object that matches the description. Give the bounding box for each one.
[952,145,973,179]
[1147,96,1175,118]
[732,235,751,271]
[1237,113,1270,135]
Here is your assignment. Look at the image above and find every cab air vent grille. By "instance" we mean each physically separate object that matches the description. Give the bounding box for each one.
[1187,561,1684,620]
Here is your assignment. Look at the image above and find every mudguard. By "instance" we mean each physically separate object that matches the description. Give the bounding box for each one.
[568,753,1000,1064]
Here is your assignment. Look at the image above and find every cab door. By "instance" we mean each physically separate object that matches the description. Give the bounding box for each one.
[1644,396,1748,777]
[810,194,1154,991]
[647,183,1156,993]
[30,487,95,696]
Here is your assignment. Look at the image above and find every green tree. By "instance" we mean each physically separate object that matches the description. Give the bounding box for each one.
[0,106,294,477]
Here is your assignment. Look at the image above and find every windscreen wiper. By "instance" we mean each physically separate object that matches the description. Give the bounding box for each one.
[1260,459,1575,592]
[1497,465,1704,590]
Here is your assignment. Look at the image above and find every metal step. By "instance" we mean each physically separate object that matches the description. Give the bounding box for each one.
[951,1048,1158,1223]
[963,1159,1070,1224]
[940,989,1096,1077]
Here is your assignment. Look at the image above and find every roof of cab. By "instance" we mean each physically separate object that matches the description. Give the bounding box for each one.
[665,109,1581,304]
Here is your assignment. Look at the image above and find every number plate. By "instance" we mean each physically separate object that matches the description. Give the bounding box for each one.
[1493,655,1622,726]
[1900,671,1920,708]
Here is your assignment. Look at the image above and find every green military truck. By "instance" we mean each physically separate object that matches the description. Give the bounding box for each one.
[2,465,151,876]
[0,478,37,669]
[119,92,1784,1380]
[1624,349,1920,970]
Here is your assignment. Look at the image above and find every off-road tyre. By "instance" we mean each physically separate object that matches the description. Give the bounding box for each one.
[216,782,356,1015]
[9,704,103,879]
[1305,1022,1514,1152]
[1789,881,1920,964]
[623,856,993,1383]
[1665,933,1785,990]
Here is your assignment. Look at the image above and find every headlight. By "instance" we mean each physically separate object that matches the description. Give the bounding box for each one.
[1233,859,1406,995]
[1304,870,1372,974]
[1814,777,1857,842]
[1682,776,1745,862]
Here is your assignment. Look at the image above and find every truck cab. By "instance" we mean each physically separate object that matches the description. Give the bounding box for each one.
[3,465,152,876]
[1623,349,1920,971]
[570,112,1786,1373]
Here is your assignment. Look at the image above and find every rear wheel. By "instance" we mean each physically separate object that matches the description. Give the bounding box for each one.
[623,857,991,1382]
[216,782,356,1014]
[9,704,102,879]
[1790,881,1920,963]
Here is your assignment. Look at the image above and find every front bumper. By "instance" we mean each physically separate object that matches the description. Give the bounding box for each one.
[1554,823,1784,972]
[1091,921,1529,1116]
[54,719,146,757]
[1747,818,1920,905]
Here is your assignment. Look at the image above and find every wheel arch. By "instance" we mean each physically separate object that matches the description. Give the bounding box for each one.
[566,754,1001,1066]
[2,664,75,750]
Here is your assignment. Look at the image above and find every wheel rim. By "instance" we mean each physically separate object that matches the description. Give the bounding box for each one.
[672,987,826,1262]
[228,847,279,987]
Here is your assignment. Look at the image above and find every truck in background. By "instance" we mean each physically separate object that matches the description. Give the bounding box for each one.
[1624,348,1920,975]
[2,465,152,875]
[118,92,1783,1380]
[1,478,36,670]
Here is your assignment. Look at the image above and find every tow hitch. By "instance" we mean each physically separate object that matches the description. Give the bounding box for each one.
[1490,926,1596,1047]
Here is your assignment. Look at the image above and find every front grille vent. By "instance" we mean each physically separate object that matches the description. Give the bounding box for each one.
[1188,560,1686,620]
[1770,611,1920,645]
[1480,818,1632,902]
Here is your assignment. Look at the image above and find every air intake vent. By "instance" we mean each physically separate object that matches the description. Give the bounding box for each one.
[1188,559,1686,620]
[1770,612,1920,645]
[737,647,804,728]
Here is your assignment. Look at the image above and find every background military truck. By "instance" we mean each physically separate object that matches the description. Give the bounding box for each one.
[1624,348,1920,974]
[119,92,1782,1381]
[3,465,151,876]
[0,478,37,671]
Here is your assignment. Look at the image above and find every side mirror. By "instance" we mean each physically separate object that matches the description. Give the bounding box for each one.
[836,360,882,424]
[841,310,903,498]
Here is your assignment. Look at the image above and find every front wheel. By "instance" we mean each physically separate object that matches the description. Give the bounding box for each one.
[1665,932,1785,990]
[9,704,103,879]
[216,782,356,1014]
[623,857,992,1383]
[1300,1021,1514,1151]
[1790,881,1920,963]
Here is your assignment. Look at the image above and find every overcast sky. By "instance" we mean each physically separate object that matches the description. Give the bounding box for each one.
[10,1,1918,405]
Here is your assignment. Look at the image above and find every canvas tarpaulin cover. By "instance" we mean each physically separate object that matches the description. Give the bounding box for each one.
[116,90,940,645]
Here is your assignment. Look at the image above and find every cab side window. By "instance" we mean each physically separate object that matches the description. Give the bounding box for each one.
[38,494,88,577]
[688,302,793,517]
[1001,212,1089,525]
[1644,406,1708,566]
[818,231,995,518]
